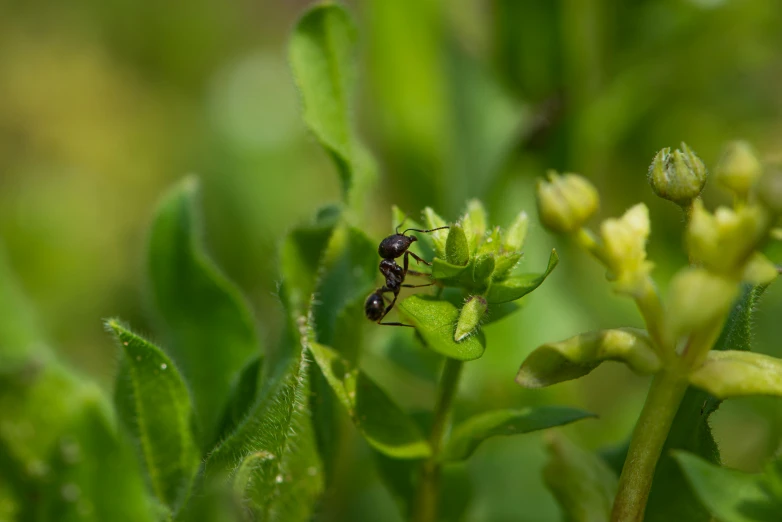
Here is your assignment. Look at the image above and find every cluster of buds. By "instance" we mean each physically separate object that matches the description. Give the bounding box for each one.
[396,201,557,354]
[520,141,782,398]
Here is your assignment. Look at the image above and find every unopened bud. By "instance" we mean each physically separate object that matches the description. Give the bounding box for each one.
[715,141,762,198]
[536,171,599,234]
[756,168,782,215]
[445,224,470,266]
[599,204,653,294]
[472,254,495,283]
[647,143,707,206]
[665,268,738,344]
[455,296,488,342]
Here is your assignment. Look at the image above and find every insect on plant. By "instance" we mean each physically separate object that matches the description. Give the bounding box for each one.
[364,219,450,327]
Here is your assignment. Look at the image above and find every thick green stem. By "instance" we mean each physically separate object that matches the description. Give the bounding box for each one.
[611,369,689,522]
[412,358,463,522]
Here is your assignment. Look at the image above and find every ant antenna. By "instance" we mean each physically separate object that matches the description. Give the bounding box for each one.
[401,226,450,235]
[395,216,408,234]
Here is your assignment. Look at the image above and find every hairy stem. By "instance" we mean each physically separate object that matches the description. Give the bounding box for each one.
[611,369,689,522]
[412,358,463,522]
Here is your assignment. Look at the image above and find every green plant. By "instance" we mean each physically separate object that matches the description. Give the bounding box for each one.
[521,143,782,521]
[0,4,593,522]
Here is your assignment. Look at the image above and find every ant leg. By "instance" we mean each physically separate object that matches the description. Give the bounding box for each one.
[407,251,432,266]
[378,321,415,328]
[406,269,430,277]
[402,283,434,288]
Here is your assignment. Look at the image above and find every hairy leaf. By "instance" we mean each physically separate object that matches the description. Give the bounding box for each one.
[517,328,660,388]
[308,342,431,459]
[215,355,263,445]
[544,433,618,522]
[289,3,376,212]
[397,295,486,361]
[108,320,199,510]
[442,407,595,462]
[486,249,559,304]
[674,451,778,522]
[200,326,323,522]
[147,178,259,447]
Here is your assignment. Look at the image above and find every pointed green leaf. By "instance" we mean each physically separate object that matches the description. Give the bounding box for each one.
[147,178,259,446]
[492,252,523,281]
[432,258,469,280]
[486,249,558,304]
[442,407,595,462]
[423,207,449,258]
[674,452,778,522]
[289,3,376,212]
[689,351,782,399]
[465,200,488,245]
[543,432,618,522]
[397,295,486,361]
[308,342,430,459]
[503,211,529,252]
[517,328,660,388]
[108,320,199,511]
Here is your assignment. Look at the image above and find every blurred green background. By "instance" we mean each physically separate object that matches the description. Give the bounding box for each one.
[2,0,782,520]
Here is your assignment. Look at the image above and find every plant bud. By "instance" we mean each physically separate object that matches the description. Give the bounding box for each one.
[599,204,653,294]
[714,141,762,198]
[445,224,470,266]
[454,296,488,342]
[647,143,707,206]
[472,254,496,283]
[536,171,599,234]
[503,211,529,252]
[687,200,766,276]
[665,268,738,345]
[756,168,782,215]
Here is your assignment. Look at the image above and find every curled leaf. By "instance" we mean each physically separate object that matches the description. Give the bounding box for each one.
[397,295,486,361]
[689,351,782,399]
[517,328,660,388]
[442,407,595,462]
[486,249,558,304]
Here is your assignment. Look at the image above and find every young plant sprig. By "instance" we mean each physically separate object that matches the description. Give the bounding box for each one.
[521,142,782,522]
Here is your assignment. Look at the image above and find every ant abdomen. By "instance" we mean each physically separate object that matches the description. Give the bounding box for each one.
[364,292,385,321]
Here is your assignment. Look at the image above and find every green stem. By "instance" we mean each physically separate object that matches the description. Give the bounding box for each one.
[412,358,463,522]
[611,369,689,522]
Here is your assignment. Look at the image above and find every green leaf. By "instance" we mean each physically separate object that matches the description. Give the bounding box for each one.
[503,211,529,252]
[492,252,523,281]
[397,295,486,361]
[464,200,488,246]
[674,451,778,522]
[543,432,618,522]
[199,328,323,522]
[517,328,660,388]
[147,178,259,447]
[0,245,49,372]
[37,392,156,522]
[432,258,469,280]
[642,284,766,522]
[486,248,559,304]
[308,342,431,459]
[441,407,595,462]
[289,3,375,213]
[215,355,263,445]
[689,351,782,399]
[445,224,470,266]
[423,207,450,258]
[108,320,199,511]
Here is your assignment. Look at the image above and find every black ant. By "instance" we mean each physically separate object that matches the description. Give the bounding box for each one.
[365,220,449,327]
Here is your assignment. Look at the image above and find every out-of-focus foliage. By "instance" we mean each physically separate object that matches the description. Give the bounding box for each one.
[2,0,782,521]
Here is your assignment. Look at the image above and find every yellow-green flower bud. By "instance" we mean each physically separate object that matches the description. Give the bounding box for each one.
[454,295,488,342]
[714,141,762,198]
[756,168,782,215]
[599,204,653,294]
[445,224,470,266]
[687,200,766,276]
[536,171,599,234]
[647,143,707,206]
[503,211,529,252]
[665,268,738,346]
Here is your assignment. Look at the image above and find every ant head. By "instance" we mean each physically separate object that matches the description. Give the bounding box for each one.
[364,292,385,321]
